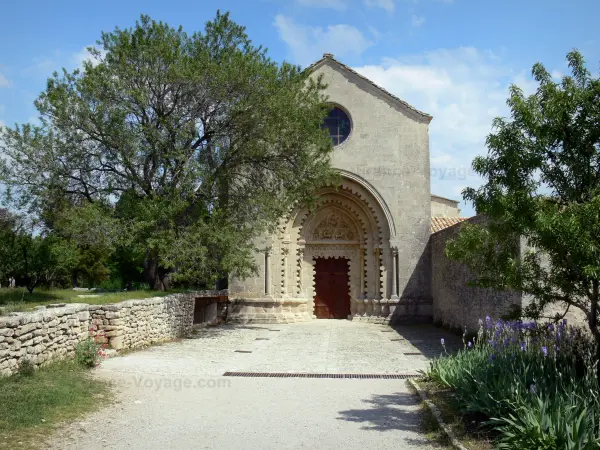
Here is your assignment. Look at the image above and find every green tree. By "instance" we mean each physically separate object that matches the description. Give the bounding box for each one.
[20,235,78,293]
[0,209,20,286]
[446,50,600,376]
[0,12,336,289]
[51,203,117,287]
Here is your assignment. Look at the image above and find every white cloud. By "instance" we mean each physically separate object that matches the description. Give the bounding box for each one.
[431,153,452,165]
[0,71,12,88]
[27,115,41,126]
[274,15,372,66]
[295,0,347,10]
[21,46,104,79]
[352,47,542,214]
[363,0,395,12]
[411,15,425,27]
[512,72,538,96]
[72,46,105,69]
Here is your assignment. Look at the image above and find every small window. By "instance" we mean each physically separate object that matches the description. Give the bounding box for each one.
[323,106,351,146]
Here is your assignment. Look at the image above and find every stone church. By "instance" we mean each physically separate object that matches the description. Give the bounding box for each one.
[228,53,469,325]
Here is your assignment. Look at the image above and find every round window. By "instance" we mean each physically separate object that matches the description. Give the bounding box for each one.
[323,106,351,146]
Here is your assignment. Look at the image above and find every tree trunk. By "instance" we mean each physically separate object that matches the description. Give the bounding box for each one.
[71,270,79,288]
[144,251,160,290]
[144,251,170,291]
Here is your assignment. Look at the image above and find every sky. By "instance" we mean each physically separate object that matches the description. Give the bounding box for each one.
[0,0,598,216]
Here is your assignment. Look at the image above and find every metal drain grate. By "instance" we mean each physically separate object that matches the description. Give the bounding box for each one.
[255,338,270,341]
[390,338,406,341]
[268,329,281,332]
[404,352,422,356]
[222,371,420,379]
[234,350,253,353]
[380,330,393,332]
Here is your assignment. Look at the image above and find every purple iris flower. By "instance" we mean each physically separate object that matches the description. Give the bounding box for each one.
[542,346,548,357]
[468,341,473,348]
[529,384,536,394]
[440,338,445,346]
[520,342,526,351]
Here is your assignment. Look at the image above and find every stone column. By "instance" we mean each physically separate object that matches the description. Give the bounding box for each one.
[359,247,366,299]
[372,298,381,321]
[265,247,272,296]
[281,247,289,296]
[380,299,390,324]
[296,247,304,296]
[374,247,382,300]
[356,247,366,318]
[391,246,399,299]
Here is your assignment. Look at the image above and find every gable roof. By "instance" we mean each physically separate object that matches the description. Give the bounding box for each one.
[431,216,468,233]
[306,53,433,122]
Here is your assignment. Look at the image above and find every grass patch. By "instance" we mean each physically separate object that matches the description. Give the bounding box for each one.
[0,288,182,315]
[415,380,494,450]
[0,360,112,450]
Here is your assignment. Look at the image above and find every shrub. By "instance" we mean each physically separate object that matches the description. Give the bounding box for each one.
[492,395,600,450]
[17,358,35,377]
[99,276,123,291]
[130,281,151,291]
[75,326,108,368]
[425,317,600,449]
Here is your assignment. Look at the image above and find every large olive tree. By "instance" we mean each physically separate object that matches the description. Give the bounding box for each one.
[0,12,336,289]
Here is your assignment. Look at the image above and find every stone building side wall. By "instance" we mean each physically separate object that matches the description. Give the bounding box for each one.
[430,215,522,332]
[519,237,588,328]
[431,195,460,218]
[0,292,200,377]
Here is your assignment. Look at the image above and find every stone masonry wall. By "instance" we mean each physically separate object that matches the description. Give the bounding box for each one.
[431,195,460,218]
[430,215,522,332]
[0,292,199,377]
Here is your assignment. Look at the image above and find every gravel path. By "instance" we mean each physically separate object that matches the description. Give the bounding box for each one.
[47,321,459,450]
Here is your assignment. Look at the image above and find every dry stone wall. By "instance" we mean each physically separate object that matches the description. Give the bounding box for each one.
[0,292,199,377]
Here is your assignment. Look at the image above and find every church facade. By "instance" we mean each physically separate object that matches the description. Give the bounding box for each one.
[228,53,462,325]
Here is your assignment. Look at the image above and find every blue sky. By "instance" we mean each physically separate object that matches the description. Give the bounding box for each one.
[0,0,598,215]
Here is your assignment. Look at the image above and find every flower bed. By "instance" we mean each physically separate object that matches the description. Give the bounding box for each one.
[425,317,600,449]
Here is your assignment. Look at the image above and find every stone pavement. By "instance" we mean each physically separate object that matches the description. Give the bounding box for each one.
[47,321,461,450]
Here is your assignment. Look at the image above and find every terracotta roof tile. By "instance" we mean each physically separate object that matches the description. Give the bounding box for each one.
[431,217,468,233]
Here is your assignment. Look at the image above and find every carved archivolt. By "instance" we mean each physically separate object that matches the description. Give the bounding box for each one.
[272,173,394,300]
[281,175,392,244]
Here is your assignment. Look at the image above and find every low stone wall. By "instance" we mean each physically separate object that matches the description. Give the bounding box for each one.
[227,297,313,324]
[0,292,199,377]
[430,216,522,332]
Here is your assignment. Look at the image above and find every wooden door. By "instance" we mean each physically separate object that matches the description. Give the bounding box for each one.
[313,258,350,319]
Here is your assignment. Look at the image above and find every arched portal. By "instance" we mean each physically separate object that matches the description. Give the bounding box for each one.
[227,174,398,324]
[282,175,396,322]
